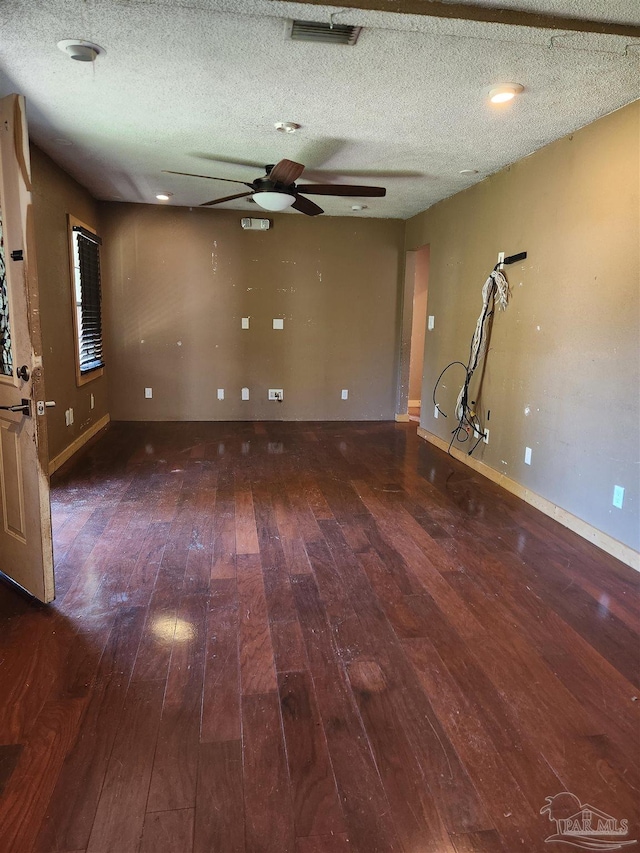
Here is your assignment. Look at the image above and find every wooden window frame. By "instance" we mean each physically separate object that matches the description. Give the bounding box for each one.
[67,215,104,387]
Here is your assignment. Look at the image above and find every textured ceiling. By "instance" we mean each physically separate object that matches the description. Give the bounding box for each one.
[0,0,638,219]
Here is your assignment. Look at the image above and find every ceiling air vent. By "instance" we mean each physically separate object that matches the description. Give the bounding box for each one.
[287,19,362,45]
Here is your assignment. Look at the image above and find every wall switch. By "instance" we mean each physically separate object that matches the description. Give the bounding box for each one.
[241,317,250,329]
[145,387,153,399]
[241,387,250,401]
[90,393,95,410]
[428,315,435,331]
[268,389,284,401]
[64,409,69,426]
[273,318,284,330]
[217,388,225,401]
[483,429,489,444]
[612,485,625,509]
[524,446,532,465]
[69,407,74,425]
[433,405,438,419]
[341,389,349,400]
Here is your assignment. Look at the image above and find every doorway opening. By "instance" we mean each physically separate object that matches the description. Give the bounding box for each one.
[397,245,430,423]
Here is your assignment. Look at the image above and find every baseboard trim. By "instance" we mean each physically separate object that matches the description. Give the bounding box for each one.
[395,413,410,422]
[408,399,421,407]
[48,414,111,476]
[417,426,639,572]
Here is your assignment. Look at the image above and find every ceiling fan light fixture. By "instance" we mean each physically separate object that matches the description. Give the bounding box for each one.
[489,83,524,104]
[253,191,296,211]
[57,39,105,62]
[156,192,172,201]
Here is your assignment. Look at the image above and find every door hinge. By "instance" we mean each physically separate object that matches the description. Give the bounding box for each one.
[10,249,23,261]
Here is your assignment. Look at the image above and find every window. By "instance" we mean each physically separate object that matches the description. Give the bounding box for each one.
[68,216,104,385]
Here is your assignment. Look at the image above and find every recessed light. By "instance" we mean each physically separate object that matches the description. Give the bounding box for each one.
[156,192,172,201]
[489,83,524,104]
[275,122,301,134]
[459,169,478,175]
[57,39,105,62]
[351,204,367,211]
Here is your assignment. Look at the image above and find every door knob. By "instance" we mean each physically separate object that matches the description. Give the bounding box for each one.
[16,365,30,381]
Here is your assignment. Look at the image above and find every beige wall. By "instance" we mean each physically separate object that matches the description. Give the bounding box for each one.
[100,204,404,421]
[406,101,639,552]
[31,147,109,463]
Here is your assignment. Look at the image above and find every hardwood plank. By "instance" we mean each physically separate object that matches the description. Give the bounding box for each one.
[86,680,165,852]
[235,486,260,555]
[278,671,346,838]
[147,593,208,812]
[201,605,241,742]
[271,619,308,673]
[237,554,277,695]
[35,606,148,852]
[0,699,85,853]
[296,835,351,853]
[242,692,295,853]
[140,808,194,852]
[194,740,245,853]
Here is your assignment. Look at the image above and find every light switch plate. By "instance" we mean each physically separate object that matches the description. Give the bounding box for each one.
[613,485,625,509]
[273,318,284,330]
[428,315,435,331]
[241,387,250,401]
[144,387,152,399]
[217,389,224,400]
[524,446,532,465]
[341,389,349,400]
[241,317,250,329]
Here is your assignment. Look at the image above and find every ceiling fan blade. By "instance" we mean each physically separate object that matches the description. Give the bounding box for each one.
[163,170,251,186]
[292,195,323,216]
[269,159,305,185]
[200,192,252,207]
[297,183,386,197]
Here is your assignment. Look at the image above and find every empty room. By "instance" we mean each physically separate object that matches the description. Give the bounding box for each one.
[0,1,638,852]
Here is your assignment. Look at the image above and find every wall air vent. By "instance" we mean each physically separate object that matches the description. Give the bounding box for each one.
[287,19,362,45]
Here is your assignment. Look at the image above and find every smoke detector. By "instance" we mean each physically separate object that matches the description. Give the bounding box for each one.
[57,40,105,62]
[275,122,301,134]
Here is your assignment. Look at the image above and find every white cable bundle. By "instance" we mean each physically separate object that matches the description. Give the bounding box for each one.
[455,269,509,420]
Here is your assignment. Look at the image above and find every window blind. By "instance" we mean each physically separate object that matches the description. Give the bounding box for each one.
[75,231,104,373]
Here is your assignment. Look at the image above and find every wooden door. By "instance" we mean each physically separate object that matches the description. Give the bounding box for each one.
[0,93,54,602]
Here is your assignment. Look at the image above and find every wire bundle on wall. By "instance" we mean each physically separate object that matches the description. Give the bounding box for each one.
[433,251,526,456]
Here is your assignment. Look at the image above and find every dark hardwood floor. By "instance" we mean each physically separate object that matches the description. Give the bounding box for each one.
[0,420,638,852]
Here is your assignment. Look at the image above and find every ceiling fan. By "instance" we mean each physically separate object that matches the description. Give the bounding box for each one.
[163,159,386,216]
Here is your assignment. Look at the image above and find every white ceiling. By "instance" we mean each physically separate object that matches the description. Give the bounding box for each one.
[0,0,638,219]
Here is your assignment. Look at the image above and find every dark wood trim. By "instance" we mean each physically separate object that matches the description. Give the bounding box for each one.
[271,0,640,39]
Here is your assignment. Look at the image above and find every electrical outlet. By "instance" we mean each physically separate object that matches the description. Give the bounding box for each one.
[612,485,625,509]
[341,389,349,400]
[64,409,69,426]
[241,317,250,329]
[145,387,153,399]
[272,318,284,330]
[483,428,489,444]
[433,405,439,419]
[69,407,74,425]
[90,393,95,410]
[268,389,284,401]
[241,387,250,401]
[427,315,435,331]
[217,388,224,401]
[524,446,532,465]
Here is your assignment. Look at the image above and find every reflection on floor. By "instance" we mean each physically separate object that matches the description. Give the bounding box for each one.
[0,420,638,853]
